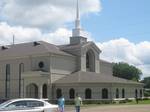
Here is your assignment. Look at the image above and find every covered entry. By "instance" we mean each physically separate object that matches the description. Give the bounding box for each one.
[26,83,38,98]
[22,71,50,99]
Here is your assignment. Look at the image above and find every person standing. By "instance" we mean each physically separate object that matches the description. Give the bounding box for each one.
[74,93,82,112]
[58,94,65,112]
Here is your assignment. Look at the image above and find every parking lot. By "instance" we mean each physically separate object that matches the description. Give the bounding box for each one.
[65,104,150,112]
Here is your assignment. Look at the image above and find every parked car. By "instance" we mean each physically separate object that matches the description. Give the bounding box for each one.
[0,98,58,112]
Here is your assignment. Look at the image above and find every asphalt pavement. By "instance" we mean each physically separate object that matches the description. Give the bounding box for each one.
[65,104,150,112]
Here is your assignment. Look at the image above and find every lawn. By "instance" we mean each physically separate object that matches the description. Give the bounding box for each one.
[125,99,150,105]
[82,99,150,106]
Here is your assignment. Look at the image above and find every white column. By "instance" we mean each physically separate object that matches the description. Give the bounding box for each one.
[20,79,25,98]
[39,85,43,99]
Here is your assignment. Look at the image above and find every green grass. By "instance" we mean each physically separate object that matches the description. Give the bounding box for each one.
[125,99,150,105]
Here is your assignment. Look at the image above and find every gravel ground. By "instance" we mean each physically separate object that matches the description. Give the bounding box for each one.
[65,104,150,112]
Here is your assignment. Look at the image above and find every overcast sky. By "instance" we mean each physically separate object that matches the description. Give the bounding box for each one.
[0,0,150,78]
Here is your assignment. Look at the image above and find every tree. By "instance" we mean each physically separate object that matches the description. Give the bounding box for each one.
[141,77,150,88]
[141,77,150,97]
[113,62,142,81]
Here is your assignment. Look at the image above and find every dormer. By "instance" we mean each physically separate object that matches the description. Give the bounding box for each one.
[33,41,41,46]
[1,46,9,50]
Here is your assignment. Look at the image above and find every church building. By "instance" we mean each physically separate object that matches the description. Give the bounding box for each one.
[0,0,143,101]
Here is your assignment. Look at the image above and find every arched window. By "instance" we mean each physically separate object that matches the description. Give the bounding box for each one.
[86,53,90,68]
[86,50,95,72]
[140,89,142,98]
[102,88,108,99]
[6,64,10,98]
[19,63,24,97]
[42,84,47,98]
[122,89,125,98]
[69,88,75,99]
[135,89,138,98]
[26,83,38,98]
[56,88,62,99]
[116,88,119,98]
[19,63,24,73]
[85,88,92,99]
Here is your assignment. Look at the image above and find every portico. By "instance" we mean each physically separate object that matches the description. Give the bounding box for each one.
[22,71,50,99]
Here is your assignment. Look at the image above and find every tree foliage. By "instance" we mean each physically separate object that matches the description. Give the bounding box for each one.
[141,77,150,88]
[113,62,142,81]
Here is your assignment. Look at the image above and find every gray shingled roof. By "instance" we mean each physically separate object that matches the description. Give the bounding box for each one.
[59,41,98,50]
[58,42,90,50]
[0,41,73,58]
[54,71,142,85]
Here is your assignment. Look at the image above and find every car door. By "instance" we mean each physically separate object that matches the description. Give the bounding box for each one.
[3,100,43,112]
[25,100,45,112]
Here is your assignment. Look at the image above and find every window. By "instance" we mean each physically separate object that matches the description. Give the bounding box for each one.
[26,100,44,107]
[6,101,27,108]
[19,63,24,97]
[38,61,44,68]
[85,88,92,99]
[116,88,119,98]
[26,84,38,98]
[122,89,125,98]
[86,50,95,72]
[42,84,47,98]
[19,63,24,73]
[56,88,62,99]
[102,88,108,99]
[69,88,75,99]
[135,89,138,98]
[140,89,142,98]
[6,64,10,98]
[6,64,10,81]
[6,100,44,108]
[86,53,90,68]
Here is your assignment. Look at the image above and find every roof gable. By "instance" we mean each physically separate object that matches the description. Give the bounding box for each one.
[81,41,101,54]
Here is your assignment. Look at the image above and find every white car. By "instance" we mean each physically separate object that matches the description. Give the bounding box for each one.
[0,98,58,112]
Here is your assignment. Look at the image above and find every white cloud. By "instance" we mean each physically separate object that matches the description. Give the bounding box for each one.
[0,0,99,44]
[0,0,101,29]
[0,22,71,45]
[0,22,42,45]
[42,28,71,45]
[97,38,150,78]
[0,22,93,45]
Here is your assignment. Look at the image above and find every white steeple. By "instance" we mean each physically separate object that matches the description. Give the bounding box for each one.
[75,0,80,29]
[72,0,87,37]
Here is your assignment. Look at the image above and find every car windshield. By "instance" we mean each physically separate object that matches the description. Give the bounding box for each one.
[0,100,12,108]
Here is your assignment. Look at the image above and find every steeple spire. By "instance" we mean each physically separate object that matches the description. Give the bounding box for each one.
[75,0,80,29]
[70,0,88,45]
[72,0,87,37]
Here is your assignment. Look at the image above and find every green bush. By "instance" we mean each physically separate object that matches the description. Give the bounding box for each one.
[49,99,113,105]
[144,90,150,97]
[142,97,149,100]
